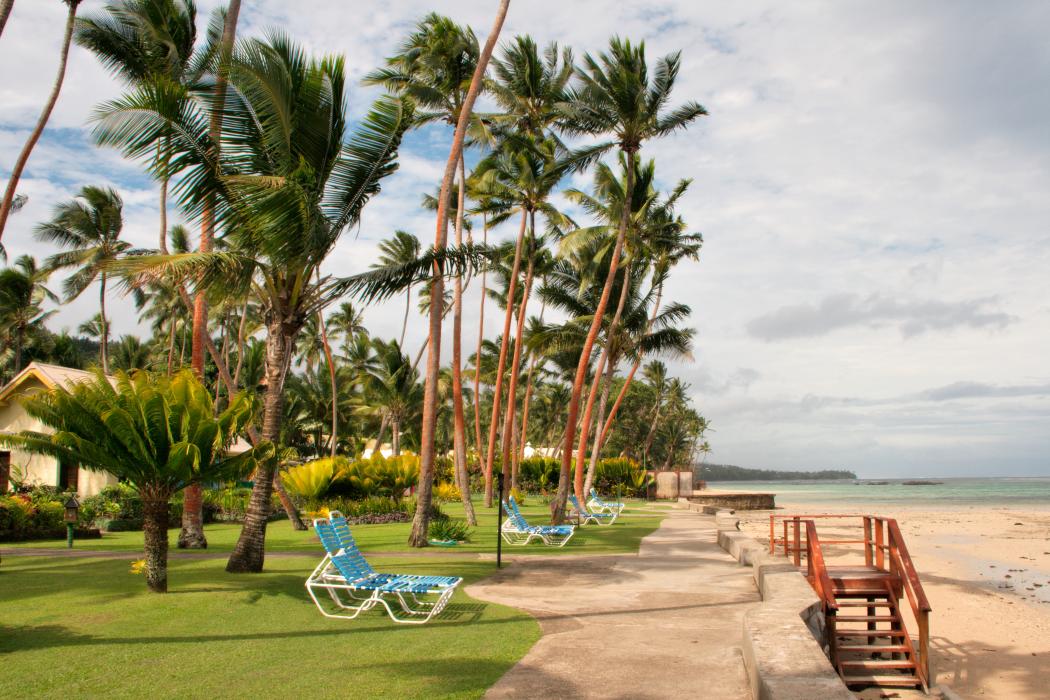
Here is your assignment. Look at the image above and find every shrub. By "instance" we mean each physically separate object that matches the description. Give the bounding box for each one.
[518,457,559,492]
[509,487,527,506]
[329,453,419,501]
[282,459,337,502]
[434,482,461,503]
[595,457,651,497]
[318,496,412,524]
[429,517,471,542]
[0,495,32,533]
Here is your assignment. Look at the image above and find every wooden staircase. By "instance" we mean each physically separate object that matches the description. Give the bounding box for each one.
[771,515,932,693]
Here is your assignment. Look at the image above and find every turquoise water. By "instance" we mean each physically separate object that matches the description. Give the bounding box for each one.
[705,477,1050,508]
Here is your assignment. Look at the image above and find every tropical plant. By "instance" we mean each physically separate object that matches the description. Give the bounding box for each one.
[0,0,83,242]
[94,34,414,571]
[35,186,134,373]
[0,256,58,373]
[0,370,270,591]
[552,36,707,520]
[372,231,421,347]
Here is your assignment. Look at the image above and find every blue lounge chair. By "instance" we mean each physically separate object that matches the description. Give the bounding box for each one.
[305,513,461,624]
[569,494,617,525]
[500,496,575,547]
[588,488,626,515]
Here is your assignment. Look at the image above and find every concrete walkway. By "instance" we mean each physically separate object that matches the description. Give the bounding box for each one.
[469,508,760,699]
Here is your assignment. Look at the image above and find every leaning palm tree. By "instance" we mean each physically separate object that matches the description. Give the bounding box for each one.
[0,0,83,242]
[0,256,59,373]
[0,0,15,39]
[372,231,421,347]
[552,37,706,519]
[0,370,270,592]
[96,34,414,571]
[35,186,133,373]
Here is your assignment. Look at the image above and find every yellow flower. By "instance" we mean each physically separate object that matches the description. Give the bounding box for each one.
[130,559,146,575]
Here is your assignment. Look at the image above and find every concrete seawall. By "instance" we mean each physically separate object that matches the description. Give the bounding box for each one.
[687,492,776,510]
[680,502,854,700]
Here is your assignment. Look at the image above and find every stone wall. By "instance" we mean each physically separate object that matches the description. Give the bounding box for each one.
[687,492,775,510]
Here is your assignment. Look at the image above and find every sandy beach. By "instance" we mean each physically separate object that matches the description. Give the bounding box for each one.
[729,497,1050,698]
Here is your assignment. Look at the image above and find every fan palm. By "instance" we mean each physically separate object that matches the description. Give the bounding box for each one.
[0,0,83,242]
[95,34,413,570]
[0,370,270,591]
[35,186,133,373]
[0,256,59,373]
[553,36,706,518]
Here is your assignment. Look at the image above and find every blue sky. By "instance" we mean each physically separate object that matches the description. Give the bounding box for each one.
[2,1,1048,477]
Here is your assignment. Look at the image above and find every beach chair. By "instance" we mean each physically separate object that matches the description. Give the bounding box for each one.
[588,488,626,515]
[305,515,461,624]
[569,494,617,525]
[500,496,575,547]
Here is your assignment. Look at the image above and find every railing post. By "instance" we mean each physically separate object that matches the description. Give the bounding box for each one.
[918,610,930,689]
[874,518,885,569]
[769,515,775,554]
[783,520,789,558]
[792,516,801,567]
[863,516,873,566]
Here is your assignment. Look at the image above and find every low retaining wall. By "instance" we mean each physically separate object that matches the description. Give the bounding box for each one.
[687,492,776,510]
[706,507,854,700]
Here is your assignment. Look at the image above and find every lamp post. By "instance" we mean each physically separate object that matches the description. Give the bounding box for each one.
[63,494,80,549]
[496,472,504,569]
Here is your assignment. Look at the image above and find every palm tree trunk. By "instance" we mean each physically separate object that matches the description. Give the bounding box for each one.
[450,155,476,525]
[516,294,545,466]
[142,490,171,593]
[472,214,488,460]
[391,418,401,456]
[157,141,169,254]
[232,297,249,389]
[316,271,338,458]
[99,271,109,373]
[482,210,527,507]
[0,0,15,39]
[410,0,510,548]
[372,415,389,456]
[583,355,617,497]
[575,264,631,496]
[553,150,634,523]
[166,316,177,375]
[400,288,411,347]
[227,320,293,573]
[597,283,663,448]
[500,239,534,490]
[13,324,23,373]
[0,0,79,242]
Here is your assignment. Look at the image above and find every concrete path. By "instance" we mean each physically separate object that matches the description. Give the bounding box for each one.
[469,508,760,699]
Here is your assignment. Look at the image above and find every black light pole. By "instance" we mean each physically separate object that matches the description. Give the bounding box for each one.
[496,472,504,569]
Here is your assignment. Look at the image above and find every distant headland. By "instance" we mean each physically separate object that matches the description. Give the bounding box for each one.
[695,463,857,481]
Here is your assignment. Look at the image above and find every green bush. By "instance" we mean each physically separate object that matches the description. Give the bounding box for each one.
[429,517,471,543]
[319,496,412,524]
[595,457,651,497]
[518,456,560,493]
[0,495,32,533]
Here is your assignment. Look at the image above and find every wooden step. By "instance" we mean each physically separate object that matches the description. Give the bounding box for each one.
[834,587,892,595]
[841,674,921,688]
[841,659,916,670]
[837,644,909,654]
[837,630,906,639]
[835,615,897,623]
[836,600,892,607]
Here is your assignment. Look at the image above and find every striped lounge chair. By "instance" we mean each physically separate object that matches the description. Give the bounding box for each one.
[500,495,575,547]
[588,488,626,515]
[569,494,617,525]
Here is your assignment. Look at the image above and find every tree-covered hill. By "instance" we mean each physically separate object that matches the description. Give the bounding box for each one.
[697,463,856,481]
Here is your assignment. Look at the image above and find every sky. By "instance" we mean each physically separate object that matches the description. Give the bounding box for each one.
[1,1,1048,478]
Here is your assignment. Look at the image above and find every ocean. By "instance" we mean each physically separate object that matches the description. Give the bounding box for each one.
[704,476,1050,508]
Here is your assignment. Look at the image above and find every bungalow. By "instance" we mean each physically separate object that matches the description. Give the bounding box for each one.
[0,362,119,497]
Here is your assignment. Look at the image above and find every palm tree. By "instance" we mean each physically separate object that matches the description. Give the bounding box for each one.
[372,231,421,347]
[97,35,413,570]
[0,370,269,592]
[35,186,132,373]
[0,256,58,372]
[0,0,83,242]
[552,37,706,519]
[74,0,221,253]
[488,36,574,139]
[110,334,153,370]
[357,339,422,456]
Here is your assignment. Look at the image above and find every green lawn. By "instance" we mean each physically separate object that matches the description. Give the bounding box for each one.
[0,500,669,699]
[0,554,538,699]
[2,498,669,556]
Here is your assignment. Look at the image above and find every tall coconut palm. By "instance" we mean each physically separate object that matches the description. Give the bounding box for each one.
[367,3,509,546]
[96,35,414,570]
[552,37,706,520]
[0,0,83,242]
[488,35,574,139]
[74,0,222,253]
[0,256,58,373]
[372,231,421,347]
[366,12,485,533]
[357,338,422,456]
[35,186,132,373]
[0,0,16,39]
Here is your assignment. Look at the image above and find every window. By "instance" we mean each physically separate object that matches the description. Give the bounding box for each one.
[0,451,9,493]
[59,459,79,492]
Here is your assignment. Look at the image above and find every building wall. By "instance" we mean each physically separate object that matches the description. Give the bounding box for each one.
[0,378,118,497]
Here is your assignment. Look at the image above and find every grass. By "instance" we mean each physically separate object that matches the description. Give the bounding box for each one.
[0,499,669,698]
[2,498,669,556]
[0,554,539,699]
